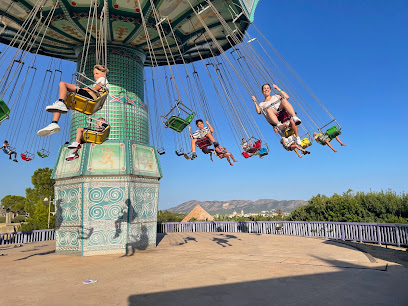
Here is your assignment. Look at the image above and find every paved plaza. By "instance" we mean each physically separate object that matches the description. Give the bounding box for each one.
[1,233,407,305]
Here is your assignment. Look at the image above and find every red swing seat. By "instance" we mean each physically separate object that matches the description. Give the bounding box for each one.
[242,152,251,158]
[196,137,212,149]
[21,152,33,161]
[276,110,291,123]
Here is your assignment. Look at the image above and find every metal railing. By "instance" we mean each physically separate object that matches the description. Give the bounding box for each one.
[1,221,407,247]
[0,229,55,245]
[157,221,408,247]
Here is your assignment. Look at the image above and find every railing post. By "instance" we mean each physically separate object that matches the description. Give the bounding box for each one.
[395,225,401,247]
[341,223,345,241]
[359,224,362,243]
[307,222,311,237]
[377,224,382,245]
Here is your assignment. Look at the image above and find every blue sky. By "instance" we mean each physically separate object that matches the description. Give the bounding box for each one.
[1,0,407,210]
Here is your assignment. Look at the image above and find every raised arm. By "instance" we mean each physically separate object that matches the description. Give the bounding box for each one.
[273,84,289,100]
[206,121,214,133]
[251,96,262,114]
[188,125,193,139]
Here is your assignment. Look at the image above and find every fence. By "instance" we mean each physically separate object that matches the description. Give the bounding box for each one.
[1,222,407,247]
[157,221,408,247]
[0,229,55,245]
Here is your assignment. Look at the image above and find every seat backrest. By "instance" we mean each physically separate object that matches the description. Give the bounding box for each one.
[241,152,251,158]
[301,138,312,148]
[196,137,212,149]
[326,126,341,140]
[276,110,290,123]
[285,128,295,137]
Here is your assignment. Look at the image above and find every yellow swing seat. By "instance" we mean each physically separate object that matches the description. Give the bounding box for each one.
[65,90,108,115]
[82,125,111,144]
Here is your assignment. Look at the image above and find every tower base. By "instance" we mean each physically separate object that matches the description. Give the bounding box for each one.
[52,140,162,256]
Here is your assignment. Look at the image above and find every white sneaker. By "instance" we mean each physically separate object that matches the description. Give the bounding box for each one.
[68,142,80,149]
[296,136,302,146]
[37,123,61,137]
[292,116,302,125]
[65,153,79,161]
[45,101,68,113]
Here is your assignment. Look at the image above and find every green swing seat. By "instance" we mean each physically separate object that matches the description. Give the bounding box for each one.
[0,99,11,124]
[161,100,195,133]
[37,149,49,158]
[326,126,341,140]
[165,113,195,132]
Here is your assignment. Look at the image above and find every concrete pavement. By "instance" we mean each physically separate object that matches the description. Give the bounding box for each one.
[1,232,407,305]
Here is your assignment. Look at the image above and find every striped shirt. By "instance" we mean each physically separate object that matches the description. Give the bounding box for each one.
[192,126,210,139]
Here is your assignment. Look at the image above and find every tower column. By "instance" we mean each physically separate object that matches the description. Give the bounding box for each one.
[52,45,162,256]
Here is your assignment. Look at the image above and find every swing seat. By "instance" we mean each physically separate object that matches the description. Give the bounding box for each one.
[301,138,312,149]
[242,152,251,158]
[175,150,184,156]
[276,110,291,123]
[161,100,195,133]
[183,153,191,160]
[65,90,108,116]
[253,140,261,150]
[21,153,33,161]
[82,125,110,144]
[326,126,341,140]
[259,147,268,156]
[165,115,192,132]
[196,137,212,149]
[285,128,295,137]
[0,99,10,124]
[37,149,49,158]
[157,148,166,155]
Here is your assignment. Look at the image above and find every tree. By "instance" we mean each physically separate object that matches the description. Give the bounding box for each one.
[1,195,27,212]
[20,168,56,231]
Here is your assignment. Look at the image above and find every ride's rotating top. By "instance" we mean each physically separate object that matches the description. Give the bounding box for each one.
[0,0,258,65]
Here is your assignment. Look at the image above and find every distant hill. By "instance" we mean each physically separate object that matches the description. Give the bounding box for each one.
[167,199,307,215]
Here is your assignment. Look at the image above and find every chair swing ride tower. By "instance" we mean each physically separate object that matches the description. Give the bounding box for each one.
[0,0,260,255]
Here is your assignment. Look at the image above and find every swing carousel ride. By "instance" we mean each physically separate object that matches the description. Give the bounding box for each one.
[0,0,342,164]
[0,0,343,256]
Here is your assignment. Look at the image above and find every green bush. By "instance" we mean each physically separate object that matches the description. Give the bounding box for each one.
[12,215,26,223]
[0,216,6,223]
[288,190,408,224]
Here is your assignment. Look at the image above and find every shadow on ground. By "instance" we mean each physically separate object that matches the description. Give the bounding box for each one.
[128,258,408,305]
[324,239,408,268]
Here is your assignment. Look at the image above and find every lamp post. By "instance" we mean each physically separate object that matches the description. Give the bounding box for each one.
[44,197,53,229]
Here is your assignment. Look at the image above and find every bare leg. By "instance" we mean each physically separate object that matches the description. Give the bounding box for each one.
[52,112,61,122]
[226,152,238,162]
[226,156,233,166]
[280,98,296,117]
[205,133,215,142]
[191,138,197,152]
[294,148,302,158]
[335,136,346,146]
[289,119,299,137]
[59,82,77,101]
[75,128,84,143]
[325,139,337,152]
[264,108,279,126]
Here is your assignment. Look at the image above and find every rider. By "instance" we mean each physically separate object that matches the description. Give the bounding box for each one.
[251,83,302,145]
[1,140,18,162]
[65,118,108,161]
[188,119,218,160]
[37,64,109,137]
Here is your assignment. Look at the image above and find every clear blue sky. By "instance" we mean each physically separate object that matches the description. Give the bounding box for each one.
[0,0,407,210]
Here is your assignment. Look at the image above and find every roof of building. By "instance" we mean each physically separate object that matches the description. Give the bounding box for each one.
[181,205,214,222]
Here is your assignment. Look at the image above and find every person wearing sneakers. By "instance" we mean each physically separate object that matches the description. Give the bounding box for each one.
[37,65,109,137]
[66,118,108,161]
[1,140,18,162]
[188,119,218,160]
[280,136,311,158]
[251,83,302,146]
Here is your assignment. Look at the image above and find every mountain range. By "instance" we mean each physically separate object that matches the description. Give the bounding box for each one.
[167,199,307,215]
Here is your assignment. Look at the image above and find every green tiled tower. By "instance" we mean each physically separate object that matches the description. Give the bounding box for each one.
[52,45,162,256]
